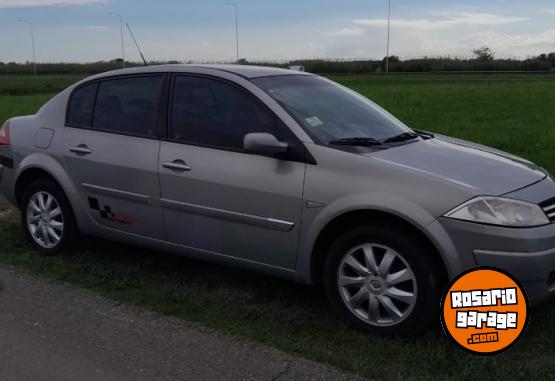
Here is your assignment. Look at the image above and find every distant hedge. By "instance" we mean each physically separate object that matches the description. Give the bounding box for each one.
[1,57,553,75]
[0,61,141,75]
[286,58,554,74]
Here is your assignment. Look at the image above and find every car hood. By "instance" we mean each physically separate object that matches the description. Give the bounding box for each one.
[365,135,546,196]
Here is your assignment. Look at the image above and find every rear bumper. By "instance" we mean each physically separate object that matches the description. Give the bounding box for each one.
[0,164,16,205]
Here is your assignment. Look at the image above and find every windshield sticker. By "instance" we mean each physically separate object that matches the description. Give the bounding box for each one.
[305,116,324,127]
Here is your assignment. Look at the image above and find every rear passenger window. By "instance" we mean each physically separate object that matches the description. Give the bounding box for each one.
[171,76,295,151]
[67,83,97,127]
[92,76,164,137]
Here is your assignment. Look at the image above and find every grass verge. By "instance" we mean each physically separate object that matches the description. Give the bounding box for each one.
[0,198,554,381]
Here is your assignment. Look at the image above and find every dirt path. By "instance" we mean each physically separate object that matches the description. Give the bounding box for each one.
[0,267,361,381]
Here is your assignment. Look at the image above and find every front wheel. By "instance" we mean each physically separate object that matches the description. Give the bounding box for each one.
[20,178,79,255]
[324,225,441,335]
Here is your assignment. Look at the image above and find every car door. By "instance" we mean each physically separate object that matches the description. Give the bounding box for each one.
[159,75,306,269]
[62,74,166,239]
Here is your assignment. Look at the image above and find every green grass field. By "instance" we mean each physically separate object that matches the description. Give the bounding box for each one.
[0,74,554,380]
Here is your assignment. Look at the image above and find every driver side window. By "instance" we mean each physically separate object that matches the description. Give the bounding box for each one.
[170,75,295,151]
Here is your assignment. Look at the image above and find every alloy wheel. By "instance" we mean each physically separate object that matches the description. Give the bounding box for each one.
[337,243,417,326]
[26,191,64,249]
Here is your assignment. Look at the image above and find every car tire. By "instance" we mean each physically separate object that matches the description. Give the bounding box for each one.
[324,225,441,336]
[20,178,79,255]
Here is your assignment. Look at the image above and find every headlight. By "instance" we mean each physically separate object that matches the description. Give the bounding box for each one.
[444,196,549,227]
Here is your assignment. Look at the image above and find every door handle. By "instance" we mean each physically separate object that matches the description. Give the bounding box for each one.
[69,145,92,155]
[162,160,192,172]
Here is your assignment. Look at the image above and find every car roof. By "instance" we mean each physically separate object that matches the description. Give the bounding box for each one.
[86,64,313,81]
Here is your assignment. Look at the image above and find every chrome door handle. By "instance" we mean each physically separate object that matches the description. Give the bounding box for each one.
[69,145,92,155]
[162,160,192,172]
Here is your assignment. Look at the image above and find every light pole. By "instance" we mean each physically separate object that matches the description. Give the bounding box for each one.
[385,0,391,74]
[108,12,125,68]
[225,2,239,63]
[18,20,37,75]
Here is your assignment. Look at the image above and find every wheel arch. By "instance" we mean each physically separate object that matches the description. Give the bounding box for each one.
[14,154,88,230]
[15,167,60,207]
[306,209,449,288]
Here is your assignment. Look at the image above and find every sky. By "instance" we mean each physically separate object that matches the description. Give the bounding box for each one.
[0,0,554,63]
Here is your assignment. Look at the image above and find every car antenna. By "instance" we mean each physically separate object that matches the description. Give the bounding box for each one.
[125,21,148,66]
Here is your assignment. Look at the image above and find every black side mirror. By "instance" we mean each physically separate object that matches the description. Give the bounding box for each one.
[243,133,288,156]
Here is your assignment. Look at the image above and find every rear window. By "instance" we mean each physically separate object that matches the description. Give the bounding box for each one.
[67,83,97,127]
[92,76,164,137]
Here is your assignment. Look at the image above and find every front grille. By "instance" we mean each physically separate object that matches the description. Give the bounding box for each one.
[540,197,555,223]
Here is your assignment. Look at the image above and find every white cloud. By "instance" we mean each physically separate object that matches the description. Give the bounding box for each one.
[0,0,104,7]
[329,27,365,37]
[84,25,111,30]
[462,30,555,49]
[354,12,528,31]
[354,18,440,31]
[325,10,551,59]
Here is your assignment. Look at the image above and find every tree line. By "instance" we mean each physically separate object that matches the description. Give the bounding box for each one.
[2,48,554,75]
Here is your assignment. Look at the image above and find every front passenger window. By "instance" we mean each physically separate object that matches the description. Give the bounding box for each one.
[171,76,295,151]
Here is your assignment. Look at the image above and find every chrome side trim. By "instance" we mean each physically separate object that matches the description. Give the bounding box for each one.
[161,198,295,232]
[82,183,151,204]
[474,248,555,258]
[267,218,295,231]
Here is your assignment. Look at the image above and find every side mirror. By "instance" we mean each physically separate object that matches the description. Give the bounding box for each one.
[243,133,288,156]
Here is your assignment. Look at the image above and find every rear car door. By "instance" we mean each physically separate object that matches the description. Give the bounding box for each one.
[159,74,306,269]
[62,74,166,239]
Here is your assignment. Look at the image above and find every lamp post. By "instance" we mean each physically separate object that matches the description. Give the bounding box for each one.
[108,12,125,68]
[225,2,239,63]
[385,0,391,74]
[18,20,37,75]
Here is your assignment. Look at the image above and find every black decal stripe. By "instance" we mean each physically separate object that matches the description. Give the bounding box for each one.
[88,197,136,225]
[88,197,100,210]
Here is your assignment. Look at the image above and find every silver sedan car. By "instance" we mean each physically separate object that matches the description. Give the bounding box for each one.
[0,65,554,335]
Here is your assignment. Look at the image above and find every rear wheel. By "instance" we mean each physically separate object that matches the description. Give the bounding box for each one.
[20,178,79,254]
[324,225,441,335]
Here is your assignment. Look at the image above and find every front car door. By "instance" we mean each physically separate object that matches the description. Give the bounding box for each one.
[62,74,166,239]
[159,74,308,269]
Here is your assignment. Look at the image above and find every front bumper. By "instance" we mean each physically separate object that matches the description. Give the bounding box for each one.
[432,216,555,306]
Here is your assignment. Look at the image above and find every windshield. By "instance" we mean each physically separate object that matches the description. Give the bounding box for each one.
[252,75,412,145]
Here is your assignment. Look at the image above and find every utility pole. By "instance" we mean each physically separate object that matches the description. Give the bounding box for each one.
[108,12,125,68]
[385,0,391,74]
[225,2,239,63]
[18,20,37,75]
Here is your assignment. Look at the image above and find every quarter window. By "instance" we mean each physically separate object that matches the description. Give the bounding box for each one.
[92,76,164,137]
[170,76,294,151]
[67,83,97,127]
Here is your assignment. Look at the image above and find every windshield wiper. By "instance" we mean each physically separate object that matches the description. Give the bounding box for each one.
[413,129,435,139]
[328,137,384,147]
[382,131,420,144]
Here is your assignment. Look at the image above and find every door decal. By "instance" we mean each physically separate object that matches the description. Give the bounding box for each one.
[88,197,139,225]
